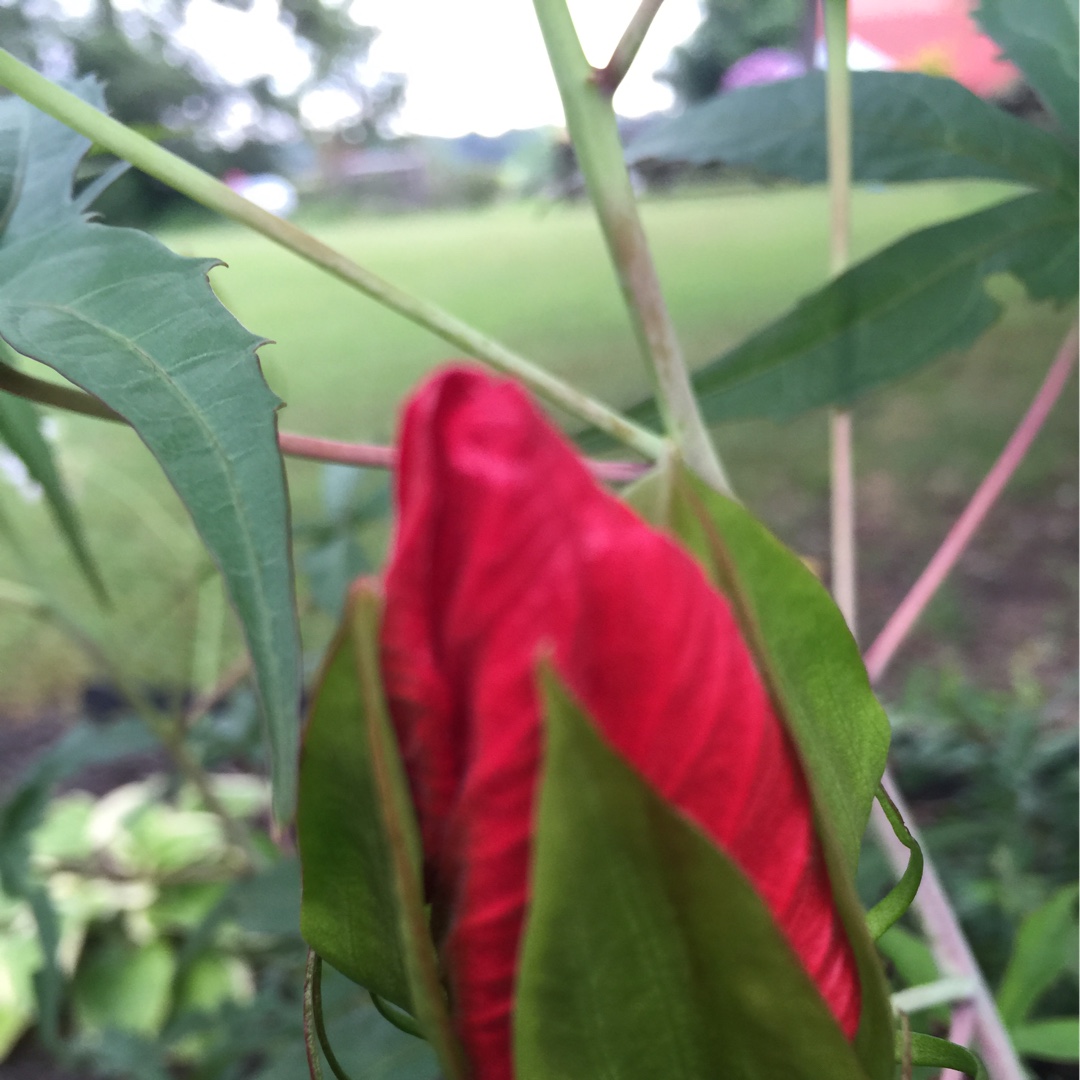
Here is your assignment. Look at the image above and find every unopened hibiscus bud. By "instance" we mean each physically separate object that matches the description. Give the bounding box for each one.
[379,366,867,1079]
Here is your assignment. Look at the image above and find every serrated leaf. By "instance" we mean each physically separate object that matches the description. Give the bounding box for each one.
[680,191,1075,424]
[514,667,879,1080]
[1010,1018,1080,1062]
[0,85,300,819]
[0,75,105,241]
[629,71,1077,195]
[976,0,1078,139]
[0,385,104,598]
[0,221,301,821]
[997,885,1079,1026]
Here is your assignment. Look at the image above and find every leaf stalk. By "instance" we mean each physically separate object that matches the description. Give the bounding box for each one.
[0,49,663,462]
[0,362,649,482]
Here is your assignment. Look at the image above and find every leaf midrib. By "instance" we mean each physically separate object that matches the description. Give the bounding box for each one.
[0,294,278,666]
[699,196,1075,404]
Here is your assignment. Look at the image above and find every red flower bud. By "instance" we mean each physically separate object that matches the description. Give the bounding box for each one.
[381,367,860,1078]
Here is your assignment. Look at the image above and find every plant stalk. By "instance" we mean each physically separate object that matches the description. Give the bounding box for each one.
[860,334,1079,1080]
[864,322,1078,682]
[303,950,325,1080]
[0,49,664,463]
[856,324,1080,1080]
[0,362,649,482]
[823,0,857,638]
[530,0,732,494]
[870,774,1025,1080]
[941,1005,978,1080]
[595,0,667,93]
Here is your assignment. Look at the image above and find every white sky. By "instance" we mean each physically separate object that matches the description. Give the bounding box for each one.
[173,0,705,137]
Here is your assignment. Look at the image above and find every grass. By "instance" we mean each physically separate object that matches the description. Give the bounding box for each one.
[0,180,1074,712]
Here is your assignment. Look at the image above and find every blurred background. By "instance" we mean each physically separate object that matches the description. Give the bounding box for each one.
[0,0,1075,1077]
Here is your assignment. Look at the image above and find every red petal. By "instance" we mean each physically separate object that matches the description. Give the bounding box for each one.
[381,367,860,1078]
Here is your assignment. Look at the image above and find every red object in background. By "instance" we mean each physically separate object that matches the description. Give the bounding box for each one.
[380,367,861,1079]
[849,0,1018,95]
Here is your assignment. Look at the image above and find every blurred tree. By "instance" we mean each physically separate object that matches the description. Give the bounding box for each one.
[6,0,404,147]
[3,0,404,222]
[658,0,807,103]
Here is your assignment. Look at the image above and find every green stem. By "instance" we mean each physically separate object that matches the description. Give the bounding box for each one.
[305,952,357,1080]
[823,0,857,636]
[303,950,325,1080]
[530,0,732,495]
[0,49,664,463]
[596,0,667,93]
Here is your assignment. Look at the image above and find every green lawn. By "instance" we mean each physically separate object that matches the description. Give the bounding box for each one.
[0,181,1074,711]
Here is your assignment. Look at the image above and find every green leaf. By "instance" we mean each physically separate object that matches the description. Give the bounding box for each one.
[996,885,1079,1026]
[297,584,468,1080]
[0,221,301,822]
[904,1031,985,1079]
[0,76,104,241]
[0,929,38,1059]
[0,713,159,1042]
[975,0,1079,139]
[72,937,177,1037]
[630,461,890,875]
[876,926,950,1026]
[515,667,882,1080]
[0,384,105,599]
[66,1030,171,1080]
[297,614,414,1012]
[684,191,1077,423]
[629,71,1077,195]
[1010,1018,1080,1062]
[0,85,300,821]
[632,463,895,1078]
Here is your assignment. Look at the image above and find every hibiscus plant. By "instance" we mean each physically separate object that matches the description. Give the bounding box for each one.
[0,0,1074,1077]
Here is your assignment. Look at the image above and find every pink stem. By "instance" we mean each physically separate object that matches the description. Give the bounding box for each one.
[867,322,1077,1080]
[278,432,395,469]
[865,323,1078,683]
[277,431,649,483]
[872,774,1025,1079]
[940,1003,977,1080]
